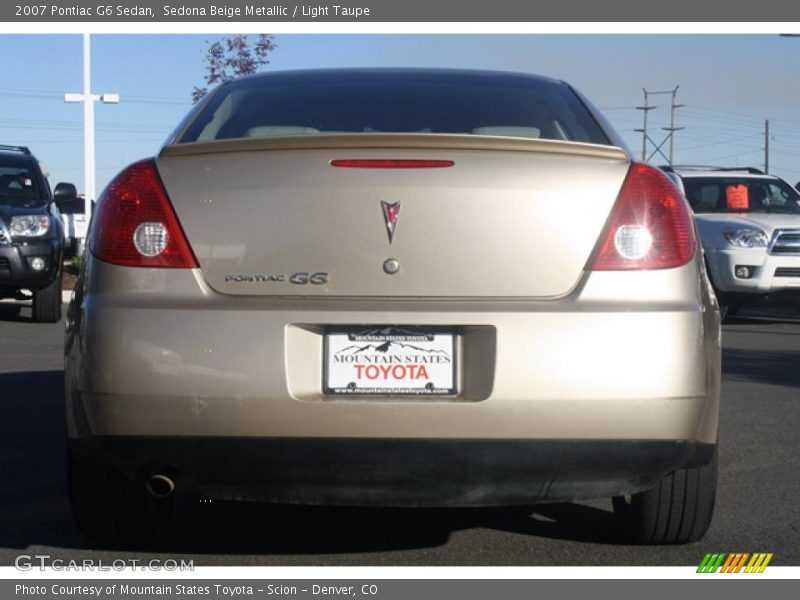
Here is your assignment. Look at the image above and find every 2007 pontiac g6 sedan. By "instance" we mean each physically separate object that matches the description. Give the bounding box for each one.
[65,68,721,545]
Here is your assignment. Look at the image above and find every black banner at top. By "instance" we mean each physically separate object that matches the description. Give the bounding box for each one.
[2,0,800,22]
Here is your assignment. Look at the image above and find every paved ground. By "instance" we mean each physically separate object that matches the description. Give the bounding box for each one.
[0,302,798,566]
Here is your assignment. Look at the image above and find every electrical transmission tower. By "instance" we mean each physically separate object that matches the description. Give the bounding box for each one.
[635,86,683,164]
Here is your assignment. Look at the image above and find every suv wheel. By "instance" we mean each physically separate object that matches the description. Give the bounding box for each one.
[32,270,62,323]
[68,449,173,543]
[613,449,717,544]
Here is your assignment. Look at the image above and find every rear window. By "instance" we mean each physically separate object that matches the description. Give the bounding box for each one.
[178,73,610,145]
[683,177,800,214]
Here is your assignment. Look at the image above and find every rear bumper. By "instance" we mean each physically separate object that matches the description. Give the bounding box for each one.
[69,436,717,506]
[66,263,720,443]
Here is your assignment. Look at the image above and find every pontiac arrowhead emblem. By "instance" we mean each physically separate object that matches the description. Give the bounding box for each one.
[381,201,401,244]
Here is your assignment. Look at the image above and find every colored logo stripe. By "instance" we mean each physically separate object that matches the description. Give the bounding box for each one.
[745,553,773,573]
[721,553,750,573]
[697,553,726,573]
[697,553,773,573]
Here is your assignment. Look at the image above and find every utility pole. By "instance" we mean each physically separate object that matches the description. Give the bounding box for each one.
[634,89,655,161]
[64,34,120,226]
[635,86,683,165]
[764,119,770,174]
[664,86,684,165]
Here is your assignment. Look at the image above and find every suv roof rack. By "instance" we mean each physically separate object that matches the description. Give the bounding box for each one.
[660,165,765,175]
[0,144,31,155]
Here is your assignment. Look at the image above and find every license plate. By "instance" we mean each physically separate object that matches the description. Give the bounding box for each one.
[324,326,457,396]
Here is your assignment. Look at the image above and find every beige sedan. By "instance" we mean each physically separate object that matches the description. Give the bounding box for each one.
[65,68,720,545]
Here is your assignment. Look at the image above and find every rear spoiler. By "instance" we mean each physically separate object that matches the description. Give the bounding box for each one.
[160,133,629,161]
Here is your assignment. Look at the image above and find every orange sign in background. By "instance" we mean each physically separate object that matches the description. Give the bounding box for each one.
[726,185,749,210]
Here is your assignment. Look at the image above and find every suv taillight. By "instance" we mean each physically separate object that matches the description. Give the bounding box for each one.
[89,159,197,268]
[591,162,696,270]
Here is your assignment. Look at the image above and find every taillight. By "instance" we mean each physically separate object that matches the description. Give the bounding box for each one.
[89,159,198,268]
[591,162,696,270]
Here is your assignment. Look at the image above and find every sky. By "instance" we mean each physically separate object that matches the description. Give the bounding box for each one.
[1,34,799,195]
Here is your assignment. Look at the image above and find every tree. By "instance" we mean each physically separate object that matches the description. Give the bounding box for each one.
[192,34,277,103]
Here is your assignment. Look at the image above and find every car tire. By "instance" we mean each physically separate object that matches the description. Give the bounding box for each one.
[613,448,717,544]
[32,270,62,323]
[67,449,172,543]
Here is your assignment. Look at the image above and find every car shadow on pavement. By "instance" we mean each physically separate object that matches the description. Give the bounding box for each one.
[722,347,800,388]
[0,369,621,560]
[155,500,622,559]
[0,303,25,322]
[726,308,800,326]
[0,370,79,552]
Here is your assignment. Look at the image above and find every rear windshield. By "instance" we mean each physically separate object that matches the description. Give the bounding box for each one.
[0,161,44,207]
[178,73,610,145]
[683,177,800,214]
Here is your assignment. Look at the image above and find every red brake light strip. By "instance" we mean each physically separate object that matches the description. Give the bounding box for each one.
[330,159,454,169]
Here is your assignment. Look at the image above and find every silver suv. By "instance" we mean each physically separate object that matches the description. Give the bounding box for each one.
[664,166,800,318]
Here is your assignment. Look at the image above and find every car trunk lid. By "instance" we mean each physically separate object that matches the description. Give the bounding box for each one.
[157,134,630,298]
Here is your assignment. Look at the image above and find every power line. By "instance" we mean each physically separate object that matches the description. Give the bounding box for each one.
[682,107,800,139]
[0,87,190,106]
[679,133,762,152]
[689,104,800,127]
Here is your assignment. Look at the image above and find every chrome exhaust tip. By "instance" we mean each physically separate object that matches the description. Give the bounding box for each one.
[145,474,176,498]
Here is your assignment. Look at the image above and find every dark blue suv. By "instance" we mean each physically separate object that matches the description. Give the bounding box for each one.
[0,145,75,322]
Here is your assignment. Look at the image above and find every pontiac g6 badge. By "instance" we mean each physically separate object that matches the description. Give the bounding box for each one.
[381,201,401,243]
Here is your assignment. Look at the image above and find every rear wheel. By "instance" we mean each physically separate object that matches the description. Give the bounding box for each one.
[32,271,62,323]
[613,449,717,544]
[67,449,173,543]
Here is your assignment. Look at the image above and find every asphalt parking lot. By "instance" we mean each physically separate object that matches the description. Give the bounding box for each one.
[0,301,798,566]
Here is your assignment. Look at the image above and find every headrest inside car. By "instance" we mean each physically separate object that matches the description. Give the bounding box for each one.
[246,126,320,137]
[471,126,542,138]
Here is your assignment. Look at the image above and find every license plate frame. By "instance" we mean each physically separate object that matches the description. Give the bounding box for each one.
[323,326,458,396]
